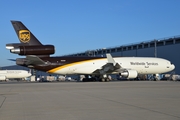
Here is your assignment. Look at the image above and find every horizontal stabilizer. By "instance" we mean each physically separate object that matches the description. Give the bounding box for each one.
[8,59,16,61]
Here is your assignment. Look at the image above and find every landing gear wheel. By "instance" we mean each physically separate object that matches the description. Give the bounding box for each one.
[105,78,110,82]
[101,78,105,82]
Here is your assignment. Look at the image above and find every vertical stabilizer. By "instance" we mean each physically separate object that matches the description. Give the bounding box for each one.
[11,21,42,45]
[7,21,55,57]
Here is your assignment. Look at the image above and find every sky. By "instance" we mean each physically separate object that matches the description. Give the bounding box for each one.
[0,0,180,67]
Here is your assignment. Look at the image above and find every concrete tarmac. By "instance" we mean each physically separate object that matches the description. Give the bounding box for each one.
[0,81,180,120]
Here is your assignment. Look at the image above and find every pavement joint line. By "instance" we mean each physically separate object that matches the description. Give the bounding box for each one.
[83,94,180,119]
[107,98,180,119]
[0,95,6,109]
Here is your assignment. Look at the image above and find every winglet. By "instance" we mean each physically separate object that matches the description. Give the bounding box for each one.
[106,53,121,69]
[106,54,116,65]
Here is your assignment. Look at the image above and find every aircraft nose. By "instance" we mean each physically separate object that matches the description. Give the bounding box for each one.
[171,64,175,70]
[29,73,32,76]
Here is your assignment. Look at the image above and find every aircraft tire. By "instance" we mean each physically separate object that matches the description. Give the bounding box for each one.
[105,78,110,82]
[101,78,105,82]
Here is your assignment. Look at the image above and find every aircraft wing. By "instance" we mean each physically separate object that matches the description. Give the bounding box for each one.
[26,55,45,65]
[93,54,123,74]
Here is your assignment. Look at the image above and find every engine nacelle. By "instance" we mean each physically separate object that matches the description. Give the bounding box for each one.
[10,45,55,55]
[120,70,138,79]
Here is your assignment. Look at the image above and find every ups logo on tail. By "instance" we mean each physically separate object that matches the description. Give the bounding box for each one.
[19,30,30,43]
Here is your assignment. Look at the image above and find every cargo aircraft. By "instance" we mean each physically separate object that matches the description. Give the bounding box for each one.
[6,21,175,81]
[0,70,31,81]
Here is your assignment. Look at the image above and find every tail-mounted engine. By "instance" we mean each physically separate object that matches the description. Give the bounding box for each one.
[8,45,55,55]
[119,70,138,79]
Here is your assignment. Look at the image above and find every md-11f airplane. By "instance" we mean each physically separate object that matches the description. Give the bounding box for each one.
[6,21,175,81]
[0,70,31,81]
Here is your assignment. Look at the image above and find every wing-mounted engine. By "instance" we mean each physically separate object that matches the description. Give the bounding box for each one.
[9,45,55,55]
[119,69,138,79]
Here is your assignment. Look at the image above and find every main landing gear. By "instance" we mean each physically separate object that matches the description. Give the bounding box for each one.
[99,74,111,82]
[80,74,111,82]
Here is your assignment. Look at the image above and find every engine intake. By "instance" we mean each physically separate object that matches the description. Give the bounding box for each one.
[119,70,138,79]
[10,45,55,55]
